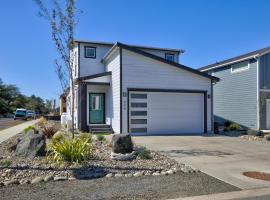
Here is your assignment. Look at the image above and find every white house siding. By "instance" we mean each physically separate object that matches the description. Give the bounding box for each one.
[66,85,79,129]
[121,49,212,133]
[86,85,112,126]
[79,43,112,77]
[105,50,121,133]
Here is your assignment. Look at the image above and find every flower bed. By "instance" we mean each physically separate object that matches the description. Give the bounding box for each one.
[0,130,198,187]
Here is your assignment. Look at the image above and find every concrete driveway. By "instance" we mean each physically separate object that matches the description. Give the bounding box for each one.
[132,135,270,190]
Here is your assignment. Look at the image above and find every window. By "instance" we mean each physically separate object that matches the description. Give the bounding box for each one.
[165,53,175,62]
[92,96,100,110]
[85,46,96,58]
[231,61,249,73]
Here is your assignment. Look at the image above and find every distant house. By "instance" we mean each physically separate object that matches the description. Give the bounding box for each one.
[66,40,218,135]
[199,47,270,130]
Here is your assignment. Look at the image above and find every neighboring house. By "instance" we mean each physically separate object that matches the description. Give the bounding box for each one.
[199,47,270,130]
[67,40,218,135]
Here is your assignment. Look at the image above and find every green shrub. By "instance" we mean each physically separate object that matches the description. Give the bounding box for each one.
[138,149,152,160]
[224,121,231,128]
[48,134,93,164]
[228,123,241,131]
[52,131,64,141]
[23,125,37,133]
[0,160,11,167]
[247,129,262,136]
[264,134,270,141]
[96,134,105,141]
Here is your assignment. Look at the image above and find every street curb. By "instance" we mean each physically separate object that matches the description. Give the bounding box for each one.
[168,187,270,200]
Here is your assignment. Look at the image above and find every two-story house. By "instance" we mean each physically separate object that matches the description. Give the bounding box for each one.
[199,47,270,131]
[66,40,218,135]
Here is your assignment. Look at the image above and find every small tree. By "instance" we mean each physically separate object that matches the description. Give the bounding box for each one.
[34,0,79,137]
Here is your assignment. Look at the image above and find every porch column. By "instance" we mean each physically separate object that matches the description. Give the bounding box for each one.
[78,82,88,131]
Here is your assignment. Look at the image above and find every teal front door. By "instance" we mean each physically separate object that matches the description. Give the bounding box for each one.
[89,93,105,124]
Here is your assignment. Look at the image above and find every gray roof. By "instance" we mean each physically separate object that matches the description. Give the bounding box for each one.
[74,39,185,53]
[199,46,270,71]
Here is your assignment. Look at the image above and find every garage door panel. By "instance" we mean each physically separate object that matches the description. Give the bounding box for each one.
[129,91,205,135]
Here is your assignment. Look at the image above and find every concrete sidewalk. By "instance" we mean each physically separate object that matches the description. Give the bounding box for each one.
[172,187,270,200]
[0,120,37,143]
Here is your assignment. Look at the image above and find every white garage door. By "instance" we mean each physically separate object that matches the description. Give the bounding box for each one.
[129,91,205,135]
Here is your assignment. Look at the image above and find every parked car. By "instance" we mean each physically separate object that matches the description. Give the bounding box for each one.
[14,109,27,120]
[26,110,36,119]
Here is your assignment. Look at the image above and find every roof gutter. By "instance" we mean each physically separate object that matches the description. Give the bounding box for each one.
[201,55,259,72]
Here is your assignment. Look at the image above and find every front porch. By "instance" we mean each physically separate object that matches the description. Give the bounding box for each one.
[77,72,114,133]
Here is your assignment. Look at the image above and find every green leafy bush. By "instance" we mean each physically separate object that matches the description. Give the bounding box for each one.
[228,123,241,131]
[0,160,11,167]
[48,134,93,164]
[96,134,105,141]
[138,149,152,160]
[264,134,270,141]
[247,129,262,136]
[23,125,37,133]
[52,131,64,141]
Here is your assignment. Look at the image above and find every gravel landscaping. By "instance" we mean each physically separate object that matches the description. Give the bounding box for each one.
[0,172,240,200]
[0,130,196,187]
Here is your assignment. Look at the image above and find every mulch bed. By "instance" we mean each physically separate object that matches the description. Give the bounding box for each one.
[243,171,270,181]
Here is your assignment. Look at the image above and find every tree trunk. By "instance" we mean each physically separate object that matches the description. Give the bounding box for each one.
[71,78,75,139]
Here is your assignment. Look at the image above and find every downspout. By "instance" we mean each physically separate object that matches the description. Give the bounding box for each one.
[255,56,260,130]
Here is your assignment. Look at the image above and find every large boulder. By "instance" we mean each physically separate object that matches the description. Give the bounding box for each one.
[15,130,46,158]
[112,134,133,154]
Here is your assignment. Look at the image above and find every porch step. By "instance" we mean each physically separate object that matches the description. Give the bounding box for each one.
[89,125,113,134]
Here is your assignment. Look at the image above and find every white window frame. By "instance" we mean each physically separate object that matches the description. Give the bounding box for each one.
[231,61,250,74]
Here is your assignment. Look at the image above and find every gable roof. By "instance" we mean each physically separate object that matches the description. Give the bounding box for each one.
[102,42,219,82]
[74,39,184,53]
[199,46,270,72]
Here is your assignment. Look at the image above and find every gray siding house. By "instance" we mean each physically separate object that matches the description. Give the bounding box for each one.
[199,47,270,130]
[65,40,218,135]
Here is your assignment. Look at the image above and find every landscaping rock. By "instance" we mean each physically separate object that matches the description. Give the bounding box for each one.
[44,175,54,182]
[68,177,76,181]
[19,179,30,185]
[31,177,44,184]
[152,172,160,176]
[166,170,174,175]
[133,172,144,177]
[54,176,68,181]
[111,134,133,154]
[114,173,123,178]
[15,130,46,158]
[4,179,19,186]
[125,174,133,177]
[106,173,113,178]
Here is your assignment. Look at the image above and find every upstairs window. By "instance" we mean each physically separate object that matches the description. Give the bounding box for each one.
[231,61,249,73]
[165,53,175,62]
[85,46,96,58]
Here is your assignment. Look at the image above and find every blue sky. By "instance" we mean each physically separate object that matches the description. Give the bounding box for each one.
[0,0,270,101]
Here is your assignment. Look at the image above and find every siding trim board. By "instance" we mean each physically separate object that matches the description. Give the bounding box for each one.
[127,88,208,134]
[77,71,112,82]
[120,47,123,133]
